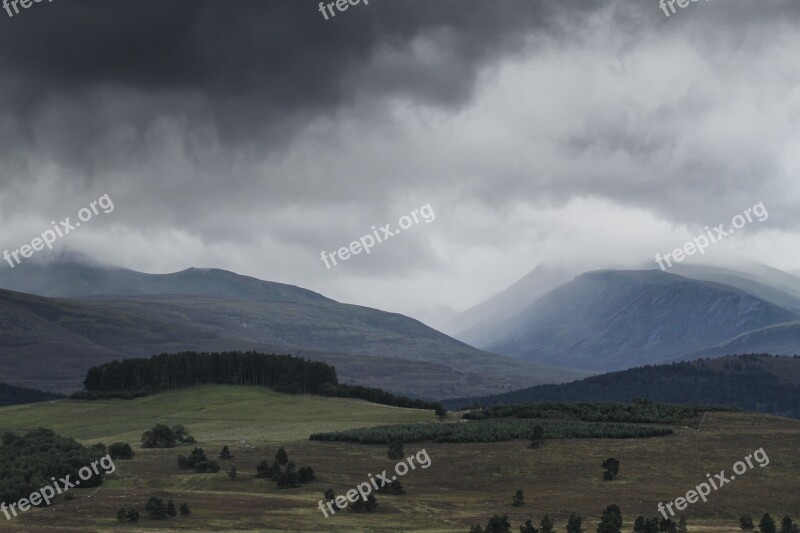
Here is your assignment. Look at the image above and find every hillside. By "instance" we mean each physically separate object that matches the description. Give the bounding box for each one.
[0,386,798,532]
[0,383,64,406]
[442,354,800,418]
[0,255,331,304]
[0,286,587,399]
[442,263,575,341]
[482,270,798,371]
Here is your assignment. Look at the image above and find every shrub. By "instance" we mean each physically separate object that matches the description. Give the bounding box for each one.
[108,442,135,460]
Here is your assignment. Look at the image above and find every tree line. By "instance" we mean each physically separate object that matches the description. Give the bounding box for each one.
[77,351,442,411]
[310,418,672,444]
[463,401,730,425]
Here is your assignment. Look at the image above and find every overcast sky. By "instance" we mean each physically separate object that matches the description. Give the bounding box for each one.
[1,0,799,326]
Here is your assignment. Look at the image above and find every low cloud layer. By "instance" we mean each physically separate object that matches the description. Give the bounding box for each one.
[1,0,799,325]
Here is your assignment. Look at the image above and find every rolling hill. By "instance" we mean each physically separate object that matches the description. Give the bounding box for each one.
[0,385,798,532]
[0,259,588,398]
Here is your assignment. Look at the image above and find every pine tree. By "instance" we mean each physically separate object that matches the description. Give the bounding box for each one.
[117,508,126,522]
[512,489,525,507]
[597,505,623,533]
[761,515,777,533]
[529,425,545,448]
[146,497,168,519]
[228,465,238,480]
[677,515,688,533]
[660,517,677,533]
[567,513,584,533]
[126,508,140,523]
[167,499,177,517]
[741,516,755,531]
[541,514,554,533]
[324,488,336,501]
[219,445,234,460]
[484,514,512,533]
[179,503,191,516]
[276,447,289,465]
[780,517,798,533]
[387,442,404,460]
[602,458,620,481]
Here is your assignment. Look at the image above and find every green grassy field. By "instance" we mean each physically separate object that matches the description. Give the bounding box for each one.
[0,386,798,532]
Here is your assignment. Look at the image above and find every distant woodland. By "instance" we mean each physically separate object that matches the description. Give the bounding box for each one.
[445,354,800,418]
[78,351,442,411]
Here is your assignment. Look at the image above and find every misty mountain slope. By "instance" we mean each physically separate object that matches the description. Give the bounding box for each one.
[668,321,800,361]
[669,264,800,313]
[484,270,798,371]
[441,354,800,419]
[0,257,330,304]
[444,263,575,343]
[0,286,588,398]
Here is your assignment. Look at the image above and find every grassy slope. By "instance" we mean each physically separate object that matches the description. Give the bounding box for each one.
[0,386,798,532]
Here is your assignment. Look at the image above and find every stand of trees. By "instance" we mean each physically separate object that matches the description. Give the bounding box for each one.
[78,351,442,411]
[254,447,315,489]
[311,419,672,444]
[0,429,109,505]
[463,402,728,425]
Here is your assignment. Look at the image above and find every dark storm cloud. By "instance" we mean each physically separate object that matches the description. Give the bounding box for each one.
[0,0,606,160]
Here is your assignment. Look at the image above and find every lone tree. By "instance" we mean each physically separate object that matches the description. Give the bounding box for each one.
[179,503,191,516]
[378,479,406,495]
[761,514,778,533]
[597,504,623,533]
[219,446,234,460]
[167,499,177,517]
[741,516,755,531]
[141,424,178,449]
[145,497,168,520]
[602,458,620,481]
[228,465,238,480]
[324,488,336,501]
[126,508,140,523]
[387,442,405,460]
[512,489,525,507]
[660,517,677,533]
[780,516,798,533]
[541,514,554,533]
[567,513,584,533]
[350,494,378,512]
[109,442,135,460]
[435,405,448,420]
[529,425,545,449]
[276,447,289,466]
